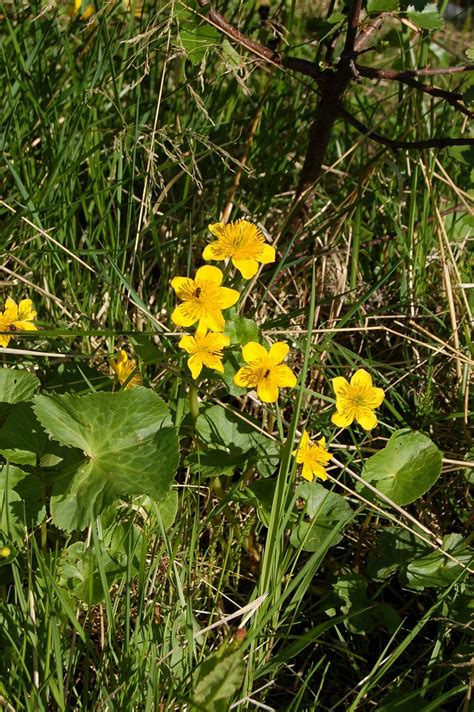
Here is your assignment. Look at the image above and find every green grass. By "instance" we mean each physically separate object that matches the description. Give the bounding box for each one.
[1,1,473,709]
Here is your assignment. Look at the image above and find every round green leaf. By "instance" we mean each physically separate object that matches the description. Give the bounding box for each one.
[0,465,46,541]
[195,404,280,477]
[360,429,442,506]
[290,482,353,552]
[0,369,40,404]
[33,388,179,531]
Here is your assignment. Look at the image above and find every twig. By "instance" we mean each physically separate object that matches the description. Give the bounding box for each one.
[356,64,474,118]
[356,63,474,79]
[197,0,322,81]
[338,106,474,149]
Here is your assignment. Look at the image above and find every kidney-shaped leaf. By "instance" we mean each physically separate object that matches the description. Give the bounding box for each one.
[290,482,353,552]
[33,388,179,531]
[0,369,40,404]
[195,405,280,477]
[360,429,442,506]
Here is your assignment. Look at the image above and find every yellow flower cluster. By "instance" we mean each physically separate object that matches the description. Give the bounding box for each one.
[171,219,296,398]
[293,369,385,482]
[0,298,38,348]
[169,219,386,483]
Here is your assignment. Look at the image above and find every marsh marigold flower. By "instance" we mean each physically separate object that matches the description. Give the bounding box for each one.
[331,368,385,431]
[110,350,142,389]
[234,341,296,403]
[178,331,230,380]
[292,431,332,482]
[0,298,38,347]
[204,220,276,279]
[171,265,239,332]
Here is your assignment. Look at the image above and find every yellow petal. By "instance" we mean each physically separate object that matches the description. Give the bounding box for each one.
[366,387,385,409]
[268,342,289,365]
[242,342,268,364]
[0,334,11,348]
[208,222,225,238]
[3,298,18,321]
[171,304,197,327]
[257,379,279,403]
[356,408,378,431]
[195,265,223,286]
[350,368,372,389]
[300,431,310,448]
[13,322,38,332]
[187,354,203,380]
[258,243,275,264]
[202,243,220,261]
[201,352,225,373]
[331,410,354,428]
[232,258,259,279]
[208,333,230,349]
[234,366,256,388]
[272,364,297,388]
[200,311,225,332]
[178,335,196,354]
[171,276,194,298]
[301,463,314,481]
[332,376,350,398]
[17,299,36,321]
[217,286,240,309]
[312,463,328,481]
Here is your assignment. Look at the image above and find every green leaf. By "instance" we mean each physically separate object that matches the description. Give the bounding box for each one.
[466,48,474,61]
[177,11,220,66]
[0,465,46,541]
[403,534,473,590]
[290,482,353,552]
[135,488,179,529]
[406,3,444,30]
[33,388,179,531]
[59,535,140,605]
[224,317,260,345]
[367,526,431,580]
[192,649,245,711]
[367,0,399,14]
[0,369,40,404]
[359,429,442,506]
[0,403,50,465]
[463,86,474,107]
[195,404,280,478]
[332,574,401,634]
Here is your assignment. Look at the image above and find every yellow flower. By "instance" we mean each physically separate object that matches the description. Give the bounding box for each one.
[203,220,276,279]
[0,298,38,348]
[110,350,142,389]
[234,341,297,403]
[331,368,385,431]
[292,431,332,482]
[178,331,230,380]
[171,265,240,332]
[0,546,11,558]
[72,0,94,18]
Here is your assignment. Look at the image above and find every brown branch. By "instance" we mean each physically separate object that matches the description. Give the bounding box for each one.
[338,106,474,149]
[356,63,474,79]
[195,1,473,237]
[356,64,474,119]
[196,0,322,81]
